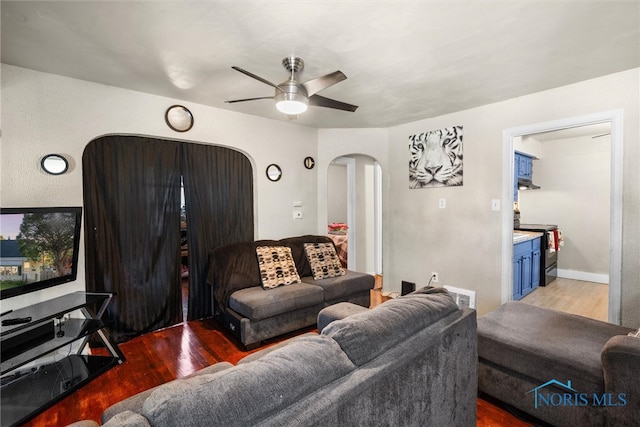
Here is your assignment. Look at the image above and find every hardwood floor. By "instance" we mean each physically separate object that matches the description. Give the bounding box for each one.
[520,277,608,321]
[22,289,532,427]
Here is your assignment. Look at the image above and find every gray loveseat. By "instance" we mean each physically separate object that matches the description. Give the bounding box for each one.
[77,287,477,426]
[478,301,640,426]
[207,235,374,349]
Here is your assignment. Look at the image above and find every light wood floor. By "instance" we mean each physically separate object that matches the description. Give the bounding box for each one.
[520,277,609,322]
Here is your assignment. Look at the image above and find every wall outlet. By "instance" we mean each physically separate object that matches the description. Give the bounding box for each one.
[444,285,476,309]
[438,198,446,209]
[293,211,303,219]
[431,272,439,283]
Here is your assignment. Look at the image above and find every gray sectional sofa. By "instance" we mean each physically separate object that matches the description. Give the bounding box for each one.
[207,235,375,349]
[478,301,640,427]
[74,287,477,426]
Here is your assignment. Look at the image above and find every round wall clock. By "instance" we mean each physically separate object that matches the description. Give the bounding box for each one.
[304,156,315,169]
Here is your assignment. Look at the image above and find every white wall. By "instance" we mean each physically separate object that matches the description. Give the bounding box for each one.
[354,155,376,274]
[0,65,319,311]
[382,69,638,325]
[327,163,347,224]
[3,65,639,327]
[519,135,611,278]
[323,70,639,326]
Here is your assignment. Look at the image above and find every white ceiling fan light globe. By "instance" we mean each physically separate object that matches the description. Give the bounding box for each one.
[275,92,308,115]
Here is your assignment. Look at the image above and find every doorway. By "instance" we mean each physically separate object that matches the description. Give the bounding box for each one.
[327,155,382,275]
[501,110,623,324]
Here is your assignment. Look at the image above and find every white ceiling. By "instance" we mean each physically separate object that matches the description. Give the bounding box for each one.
[2,1,639,129]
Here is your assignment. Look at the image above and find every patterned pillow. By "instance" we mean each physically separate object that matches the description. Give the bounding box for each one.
[304,242,346,280]
[256,246,301,289]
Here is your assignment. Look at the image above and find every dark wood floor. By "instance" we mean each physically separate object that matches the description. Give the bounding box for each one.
[23,290,532,426]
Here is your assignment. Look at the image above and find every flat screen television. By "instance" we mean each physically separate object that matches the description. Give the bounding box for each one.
[0,207,82,300]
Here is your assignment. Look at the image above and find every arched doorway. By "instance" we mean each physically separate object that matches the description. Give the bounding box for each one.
[327,154,382,276]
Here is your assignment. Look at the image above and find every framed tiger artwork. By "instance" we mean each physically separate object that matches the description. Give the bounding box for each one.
[409,125,463,189]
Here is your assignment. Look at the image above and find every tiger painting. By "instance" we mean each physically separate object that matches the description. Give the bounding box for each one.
[409,126,463,189]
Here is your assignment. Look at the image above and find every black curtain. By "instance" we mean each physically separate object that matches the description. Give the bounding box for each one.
[181,143,254,320]
[83,136,183,343]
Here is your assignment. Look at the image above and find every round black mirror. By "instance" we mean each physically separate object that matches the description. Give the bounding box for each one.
[165,105,194,132]
[41,154,69,175]
[266,164,282,182]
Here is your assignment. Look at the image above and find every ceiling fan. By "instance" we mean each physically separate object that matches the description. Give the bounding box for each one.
[225,56,358,116]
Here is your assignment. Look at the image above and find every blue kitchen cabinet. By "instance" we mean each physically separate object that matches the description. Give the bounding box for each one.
[514,151,535,201]
[531,238,541,288]
[515,151,534,180]
[513,236,541,300]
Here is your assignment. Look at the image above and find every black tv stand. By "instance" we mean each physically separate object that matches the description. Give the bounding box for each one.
[0,292,125,427]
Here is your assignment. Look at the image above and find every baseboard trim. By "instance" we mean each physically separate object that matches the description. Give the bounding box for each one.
[557,269,609,284]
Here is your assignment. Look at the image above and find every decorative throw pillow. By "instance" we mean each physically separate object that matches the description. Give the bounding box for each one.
[256,246,301,289]
[304,242,346,280]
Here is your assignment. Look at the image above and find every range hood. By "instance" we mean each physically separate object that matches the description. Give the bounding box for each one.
[518,178,540,190]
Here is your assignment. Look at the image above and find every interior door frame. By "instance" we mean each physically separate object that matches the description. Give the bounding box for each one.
[330,155,383,274]
[332,156,357,270]
[501,109,623,324]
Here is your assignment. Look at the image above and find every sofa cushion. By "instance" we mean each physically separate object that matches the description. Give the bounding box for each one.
[477,301,632,394]
[141,335,355,427]
[321,287,458,366]
[101,362,233,423]
[303,242,345,280]
[256,245,301,289]
[229,282,324,321]
[208,239,280,307]
[279,235,334,277]
[301,270,374,301]
[101,411,151,427]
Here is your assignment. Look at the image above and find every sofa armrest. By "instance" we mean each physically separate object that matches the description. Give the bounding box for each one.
[602,334,640,398]
[602,335,640,424]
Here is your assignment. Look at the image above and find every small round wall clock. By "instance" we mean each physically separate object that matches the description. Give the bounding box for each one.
[304,156,315,169]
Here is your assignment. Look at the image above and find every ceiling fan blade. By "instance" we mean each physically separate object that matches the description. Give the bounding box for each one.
[309,94,358,112]
[302,71,347,96]
[225,96,274,104]
[231,66,283,92]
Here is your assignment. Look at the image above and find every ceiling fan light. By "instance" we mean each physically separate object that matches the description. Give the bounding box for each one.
[276,100,308,115]
[275,92,308,115]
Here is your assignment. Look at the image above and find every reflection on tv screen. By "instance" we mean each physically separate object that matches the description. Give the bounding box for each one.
[0,212,76,292]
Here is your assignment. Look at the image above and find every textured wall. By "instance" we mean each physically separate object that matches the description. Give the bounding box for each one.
[384,69,639,326]
[1,65,319,311]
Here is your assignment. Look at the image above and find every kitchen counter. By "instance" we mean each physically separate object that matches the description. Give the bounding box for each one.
[513,230,543,244]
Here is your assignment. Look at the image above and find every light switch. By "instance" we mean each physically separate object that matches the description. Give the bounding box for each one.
[491,199,500,211]
[293,211,303,219]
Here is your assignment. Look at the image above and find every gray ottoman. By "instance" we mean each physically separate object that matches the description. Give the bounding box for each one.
[478,301,636,427]
[317,302,368,332]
